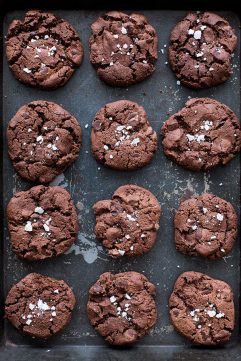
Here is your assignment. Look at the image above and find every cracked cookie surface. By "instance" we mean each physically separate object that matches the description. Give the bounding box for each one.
[93,185,161,258]
[161,98,241,171]
[87,271,157,345]
[169,271,235,345]
[7,185,79,261]
[7,100,82,183]
[168,11,237,88]
[91,100,157,170]
[5,273,76,338]
[6,10,83,89]
[174,193,237,259]
[89,11,158,86]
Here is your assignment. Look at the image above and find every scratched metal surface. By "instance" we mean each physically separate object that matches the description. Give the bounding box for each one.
[1,10,240,349]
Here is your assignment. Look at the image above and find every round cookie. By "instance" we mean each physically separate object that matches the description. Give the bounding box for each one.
[93,185,161,258]
[89,11,158,86]
[174,193,237,259]
[169,11,237,88]
[5,273,76,338]
[169,271,235,345]
[7,100,82,183]
[87,271,157,345]
[161,98,241,171]
[6,10,83,89]
[7,185,79,261]
[91,100,157,170]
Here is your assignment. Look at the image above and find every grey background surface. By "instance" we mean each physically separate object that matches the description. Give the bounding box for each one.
[1,9,240,351]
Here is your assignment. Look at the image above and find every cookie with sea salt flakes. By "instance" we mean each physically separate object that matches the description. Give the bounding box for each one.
[89,11,158,86]
[7,100,82,183]
[93,184,161,258]
[169,271,235,345]
[87,271,157,345]
[161,98,241,171]
[5,273,76,338]
[6,10,83,89]
[174,193,237,259]
[168,11,237,88]
[7,185,79,261]
[91,100,157,170]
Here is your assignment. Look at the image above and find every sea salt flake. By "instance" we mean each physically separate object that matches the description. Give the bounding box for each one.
[110,296,117,303]
[54,289,59,294]
[26,319,32,325]
[109,154,114,159]
[37,299,50,311]
[51,311,57,317]
[118,250,125,256]
[121,26,127,34]
[206,310,216,317]
[35,207,44,214]
[130,246,134,251]
[194,30,202,40]
[188,29,194,35]
[43,224,50,232]
[29,303,35,310]
[123,43,128,49]
[52,144,58,151]
[126,214,136,221]
[216,312,225,319]
[187,134,205,142]
[202,207,208,214]
[113,34,119,39]
[142,60,147,64]
[125,293,131,300]
[216,213,224,221]
[23,67,32,74]
[221,248,225,253]
[104,145,109,150]
[36,135,43,143]
[25,221,33,232]
[131,138,140,146]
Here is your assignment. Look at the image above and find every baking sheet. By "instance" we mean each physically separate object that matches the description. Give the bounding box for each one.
[1,9,240,351]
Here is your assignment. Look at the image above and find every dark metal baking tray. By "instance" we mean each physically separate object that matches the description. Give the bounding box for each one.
[0,1,240,360]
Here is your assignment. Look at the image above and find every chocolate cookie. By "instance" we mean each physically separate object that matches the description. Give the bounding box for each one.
[87,271,157,345]
[174,193,237,259]
[169,271,235,345]
[7,100,82,183]
[91,100,157,170]
[169,12,237,88]
[89,11,158,86]
[7,185,79,261]
[93,185,161,258]
[5,273,76,338]
[6,10,83,89]
[161,98,241,171]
